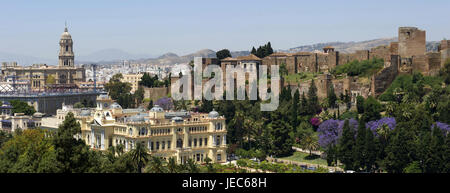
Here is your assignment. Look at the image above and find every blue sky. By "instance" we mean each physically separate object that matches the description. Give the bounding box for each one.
[0,0,449,59]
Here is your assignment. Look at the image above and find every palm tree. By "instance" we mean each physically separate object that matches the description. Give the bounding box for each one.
[106,146,117,163]
[116,144,124,156]
[300,132,319,157]
[130,141,149,173]
[204,157,215,173]
[147,156,167,173]
[186,159,199,173]
[167,157,178,173]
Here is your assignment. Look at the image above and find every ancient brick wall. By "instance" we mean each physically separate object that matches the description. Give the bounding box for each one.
[286,56,296,74]
[338,50,369,65]
[294,53,316,73]
[338,53,353,65]
[412,55,427,73]
[144,87,169,102]
[317,54,330,73]
[442,49,450,67]
[439,40,450,51]
[426,52,441,76]
[440,40,450,67]
[371,55,399,96]
[331,78,346,97]
[326,52,338,71]
[390,42,399,55]
[293,74,331,99]
[370,45,391,62]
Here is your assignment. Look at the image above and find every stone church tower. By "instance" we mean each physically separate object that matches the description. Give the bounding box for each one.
[58,26,74,67]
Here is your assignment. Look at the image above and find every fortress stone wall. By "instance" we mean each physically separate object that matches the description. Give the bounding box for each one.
[172,27,448,102]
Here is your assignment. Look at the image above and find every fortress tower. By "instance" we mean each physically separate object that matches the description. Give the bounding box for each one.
[398,27,426,58]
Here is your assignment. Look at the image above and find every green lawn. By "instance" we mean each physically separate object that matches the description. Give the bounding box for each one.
[278,152,328,166]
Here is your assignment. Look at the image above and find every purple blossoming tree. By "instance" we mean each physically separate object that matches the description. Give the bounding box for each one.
[317,118,357,148]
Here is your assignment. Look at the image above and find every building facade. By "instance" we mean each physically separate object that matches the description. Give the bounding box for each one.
[120,73,143,93]
[0,102,43,133]
[75,95,227,164]
[0,27,85,91]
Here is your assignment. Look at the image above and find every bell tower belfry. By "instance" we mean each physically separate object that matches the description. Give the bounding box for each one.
[58,25,74,67]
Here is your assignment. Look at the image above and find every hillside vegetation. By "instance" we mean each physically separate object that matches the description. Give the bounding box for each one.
[331,58,384,77]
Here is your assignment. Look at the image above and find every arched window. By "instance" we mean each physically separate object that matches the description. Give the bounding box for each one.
[194,138,197,147]
[140,128,146,136]
[65,45,69,52]
[129,128,133,135]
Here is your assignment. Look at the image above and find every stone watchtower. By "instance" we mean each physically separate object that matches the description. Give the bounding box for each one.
[398,27,426,58]
[397,27,426,74]
[58,26,74,67]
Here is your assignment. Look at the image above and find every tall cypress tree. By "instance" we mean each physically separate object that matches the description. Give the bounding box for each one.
[290,90,300,128]
[307,79,319,115]
[251,47,257,55]
[266,42,273,56]
[256,46,264,58]
[384,124,416,173]
[299,92,308,116]
[364,127,377,172]
[328,84,337,108]
[338,119,355,170]
[353,119,367,171]
[269,111,294,157]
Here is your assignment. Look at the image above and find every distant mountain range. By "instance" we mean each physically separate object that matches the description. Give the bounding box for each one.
[0,51,56,66]
[75,48,156,64]
[281,37,440,53]
[129,49,251,66]
[282,38,398,53]
[1,38,441,66]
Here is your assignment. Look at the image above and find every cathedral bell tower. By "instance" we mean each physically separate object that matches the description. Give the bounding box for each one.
[58,25,74,67]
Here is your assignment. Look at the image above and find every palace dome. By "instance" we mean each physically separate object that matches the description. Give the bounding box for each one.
[110,102,122,109]
[172,116,184,123]
[208,109,219,118]
[80,109,91,116]
[128,114,146,122]
[150,105,164,112]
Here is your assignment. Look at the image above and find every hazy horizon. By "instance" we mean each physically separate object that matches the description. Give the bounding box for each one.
[1,0,449,60]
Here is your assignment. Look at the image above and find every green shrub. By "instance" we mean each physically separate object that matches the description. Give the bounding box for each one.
[331,58,384,77]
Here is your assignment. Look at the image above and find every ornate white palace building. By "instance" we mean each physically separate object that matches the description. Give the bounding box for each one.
[75,95,227,164]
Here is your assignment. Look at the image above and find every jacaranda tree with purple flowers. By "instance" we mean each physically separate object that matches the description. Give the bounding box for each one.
[366,117,396,138]
[155,97,174,110]
[432,122,450,136]
[317,118,358,148]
